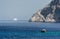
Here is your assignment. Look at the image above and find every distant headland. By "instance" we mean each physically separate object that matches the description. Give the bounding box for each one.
[29,0,60,22]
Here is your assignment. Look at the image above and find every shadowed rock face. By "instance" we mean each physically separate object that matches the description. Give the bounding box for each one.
[50,0,60,6]
[41,7,53,18]
[29,0,60,22]
[54,7,60,22]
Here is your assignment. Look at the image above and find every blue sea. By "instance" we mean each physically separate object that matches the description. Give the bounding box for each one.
[0,20,60,39]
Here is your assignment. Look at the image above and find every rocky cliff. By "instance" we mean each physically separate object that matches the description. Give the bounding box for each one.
[29,0,60,22]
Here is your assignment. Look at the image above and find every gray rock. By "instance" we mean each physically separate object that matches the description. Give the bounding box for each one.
[29,0,60,22]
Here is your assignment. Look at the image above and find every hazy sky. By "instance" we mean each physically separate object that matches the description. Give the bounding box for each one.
[0,0,52,20]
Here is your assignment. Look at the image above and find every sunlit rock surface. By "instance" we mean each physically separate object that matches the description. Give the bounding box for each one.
[29,0,60,22]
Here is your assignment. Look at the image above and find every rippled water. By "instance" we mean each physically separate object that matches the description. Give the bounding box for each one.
[0,21,60,39]
[0,31,60,39]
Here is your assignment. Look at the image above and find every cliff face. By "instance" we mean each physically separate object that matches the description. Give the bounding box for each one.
[29,0,60,22]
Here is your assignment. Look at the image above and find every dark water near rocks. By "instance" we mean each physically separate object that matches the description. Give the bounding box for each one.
[0,21,60,39]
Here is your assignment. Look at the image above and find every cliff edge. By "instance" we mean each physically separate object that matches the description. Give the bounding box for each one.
[29,0,60,22]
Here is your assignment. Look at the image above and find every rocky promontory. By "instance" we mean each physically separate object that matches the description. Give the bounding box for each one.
[29,0,60,22]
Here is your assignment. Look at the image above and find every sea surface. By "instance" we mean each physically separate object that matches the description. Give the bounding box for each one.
[0,20,60,39]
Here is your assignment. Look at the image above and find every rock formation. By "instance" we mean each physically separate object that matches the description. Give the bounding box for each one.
[29,0,60,22]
